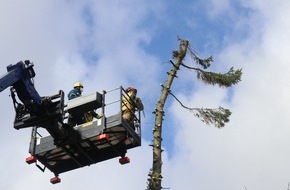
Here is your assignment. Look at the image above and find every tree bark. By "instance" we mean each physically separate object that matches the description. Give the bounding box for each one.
[148,40,188,190]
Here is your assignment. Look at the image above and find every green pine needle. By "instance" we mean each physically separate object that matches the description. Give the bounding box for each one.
[196,67,242,88]
[193,107,231,128]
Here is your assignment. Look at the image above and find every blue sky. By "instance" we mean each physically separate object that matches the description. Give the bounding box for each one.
[1,0,290,189]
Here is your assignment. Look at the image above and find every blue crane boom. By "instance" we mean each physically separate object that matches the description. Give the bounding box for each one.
[0,60,41,105]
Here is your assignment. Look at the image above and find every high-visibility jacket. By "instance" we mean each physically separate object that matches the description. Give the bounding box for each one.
[122,95,143,113]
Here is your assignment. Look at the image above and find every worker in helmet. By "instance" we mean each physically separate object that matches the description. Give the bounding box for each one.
[67,82,103,126]
[122,87,143,128]
[68,82,83,100]
[67,82,84,126]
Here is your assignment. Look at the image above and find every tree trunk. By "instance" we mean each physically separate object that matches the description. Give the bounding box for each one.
[147,40,188,190]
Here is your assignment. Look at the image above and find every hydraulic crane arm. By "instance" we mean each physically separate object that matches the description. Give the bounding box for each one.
[0,60,65,135]
[0,60,41,105]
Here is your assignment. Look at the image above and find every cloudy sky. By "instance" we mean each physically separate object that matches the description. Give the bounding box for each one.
[1,0,290,189]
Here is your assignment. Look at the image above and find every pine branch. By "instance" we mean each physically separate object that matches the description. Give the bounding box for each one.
[181,63,242,88]
[187,43,213,69]
[169,92,231,128]
[194,107,231,128]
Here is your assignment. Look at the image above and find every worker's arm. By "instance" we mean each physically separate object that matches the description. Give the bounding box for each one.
[68,93,77,100]
[91,111,103,119]
[135,97,144,111]
[68,89,80,100]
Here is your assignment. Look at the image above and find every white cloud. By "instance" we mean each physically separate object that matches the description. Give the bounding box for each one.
[207,0,232,18]
[165,0,290,189]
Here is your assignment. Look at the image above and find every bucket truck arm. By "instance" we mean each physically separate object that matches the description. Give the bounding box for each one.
[0,60,66,139]
[0,60,42,105]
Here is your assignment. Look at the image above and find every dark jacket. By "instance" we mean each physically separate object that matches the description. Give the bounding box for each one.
[68,88,81,100]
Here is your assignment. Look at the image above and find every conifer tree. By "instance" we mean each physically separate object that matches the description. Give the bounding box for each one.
[146,38,242,190]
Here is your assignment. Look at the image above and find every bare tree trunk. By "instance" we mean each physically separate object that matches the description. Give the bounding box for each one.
[147,39,189,190]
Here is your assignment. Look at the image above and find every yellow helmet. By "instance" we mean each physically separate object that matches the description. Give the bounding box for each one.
[74,82,83,88]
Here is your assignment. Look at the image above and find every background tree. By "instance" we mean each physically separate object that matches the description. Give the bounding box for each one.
[146,38,242,190]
